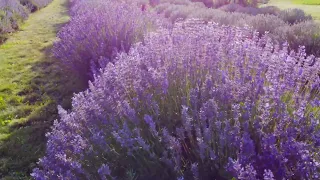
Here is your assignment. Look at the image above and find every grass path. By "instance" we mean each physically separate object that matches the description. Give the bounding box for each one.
[0,0,84,179]
[266,0,320,22]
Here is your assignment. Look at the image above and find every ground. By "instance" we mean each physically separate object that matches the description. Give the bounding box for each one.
[267,0,320,22]
[0,0,85,179]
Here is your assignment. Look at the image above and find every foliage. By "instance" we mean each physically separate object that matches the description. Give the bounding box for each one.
[32,19,320,180]
[278,8,312,25]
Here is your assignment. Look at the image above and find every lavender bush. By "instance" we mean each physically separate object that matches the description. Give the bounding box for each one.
[192,0,263,8]
[33,19,320,180]
[278,8,312,25]
[53,0,159,82]
[159,0,191,5]
[272,21,320,56]
[219,4,280,16]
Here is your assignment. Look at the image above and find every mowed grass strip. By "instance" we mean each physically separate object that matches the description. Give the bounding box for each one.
[0,0,85,179]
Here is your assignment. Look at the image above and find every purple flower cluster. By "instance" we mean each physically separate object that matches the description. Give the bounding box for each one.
[53,0,161,82]
[32,18,320,179]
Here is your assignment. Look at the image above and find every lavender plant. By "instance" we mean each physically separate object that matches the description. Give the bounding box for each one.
[219,4,280,16]
[272,21,320,57]
[33,19,320,180]
[53,0,159,82]
[193,0,263,8]
[278,8,312,25]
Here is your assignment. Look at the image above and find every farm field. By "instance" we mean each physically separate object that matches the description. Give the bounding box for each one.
[0,0,319,179]
[293,0,320,5]
[267,0,320,21]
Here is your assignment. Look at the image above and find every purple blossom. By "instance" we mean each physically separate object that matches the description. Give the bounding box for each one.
[191,163,199,180]
[144,114,157,136]
[238,164,258,180]
[98,164,111,180]
[263,169,275,180]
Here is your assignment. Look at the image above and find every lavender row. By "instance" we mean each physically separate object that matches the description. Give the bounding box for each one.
[153,0,320,57]
[33,18,320,180]
[53,0,164,82]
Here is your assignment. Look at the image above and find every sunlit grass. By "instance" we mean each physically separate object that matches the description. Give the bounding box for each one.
[293,0,320,5]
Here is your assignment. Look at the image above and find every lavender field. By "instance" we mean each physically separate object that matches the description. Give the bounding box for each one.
[0,0,319,179]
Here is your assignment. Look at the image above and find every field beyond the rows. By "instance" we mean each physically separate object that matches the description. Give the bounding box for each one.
[267,0,320,21]
[293,0,320,5]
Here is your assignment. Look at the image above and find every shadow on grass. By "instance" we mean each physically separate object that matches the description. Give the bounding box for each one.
[0,45,86,180]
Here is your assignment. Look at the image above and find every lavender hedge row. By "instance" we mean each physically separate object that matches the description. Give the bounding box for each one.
[192,0,263,8]
[219,3,312,25]
[33,19,320,180]
[152,0,320,56]
[53,0,161,82]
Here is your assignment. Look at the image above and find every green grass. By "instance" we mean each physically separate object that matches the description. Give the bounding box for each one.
[266,0,320,22]
[0,0,85,179]
[293,0,320,5]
